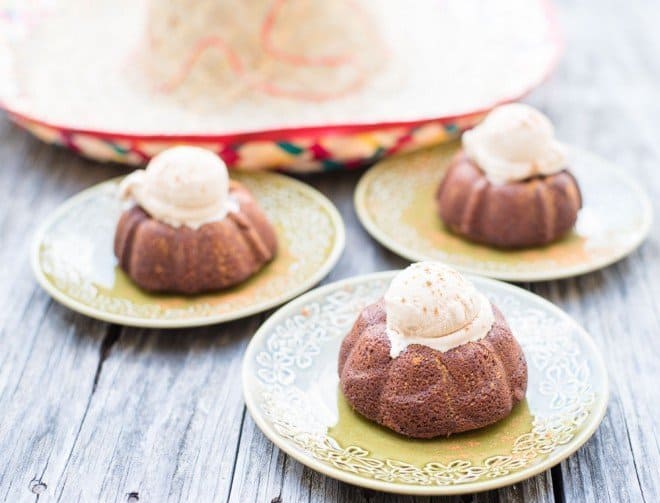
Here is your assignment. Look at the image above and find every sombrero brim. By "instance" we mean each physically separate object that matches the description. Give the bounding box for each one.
[0,0,561,171]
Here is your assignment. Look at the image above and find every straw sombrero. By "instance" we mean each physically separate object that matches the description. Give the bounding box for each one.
[0,0,561,171]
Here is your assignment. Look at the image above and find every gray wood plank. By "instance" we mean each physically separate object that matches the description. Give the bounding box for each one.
[0,120,125,502]
[525,0,660,501]
[51,318,262,502]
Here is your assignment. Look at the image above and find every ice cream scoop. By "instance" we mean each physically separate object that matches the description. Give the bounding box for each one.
[463,103,567,184]
[119,146,237,228]
[384,262,494,357]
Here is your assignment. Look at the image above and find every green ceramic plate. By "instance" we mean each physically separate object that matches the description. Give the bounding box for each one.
[243,271,608,495]
[31,172,345,328]
[355,143,652,282]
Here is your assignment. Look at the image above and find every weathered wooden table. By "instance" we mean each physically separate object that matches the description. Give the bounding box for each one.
[1,1,658,501]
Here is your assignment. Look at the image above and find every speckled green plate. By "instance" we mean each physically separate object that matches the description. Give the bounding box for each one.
[355,143,652,282]
[242,271,608,495]
[31,172,345,328]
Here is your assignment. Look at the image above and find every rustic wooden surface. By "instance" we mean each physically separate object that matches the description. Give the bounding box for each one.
[1,1,659,501]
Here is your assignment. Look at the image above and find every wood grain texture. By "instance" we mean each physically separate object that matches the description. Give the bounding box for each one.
[523,1,660,501]
[0,123,127,501]
[52,320,261,502]
[1,0,659,501]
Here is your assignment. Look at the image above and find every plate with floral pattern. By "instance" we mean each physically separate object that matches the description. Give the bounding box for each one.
[31,171,345,328]
[354,142,652,282]
[242,271,608,495]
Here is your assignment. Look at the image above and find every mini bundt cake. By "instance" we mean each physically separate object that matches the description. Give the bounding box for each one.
[114,146,277,294]
[338,262,527,439]
[436,104,582,248]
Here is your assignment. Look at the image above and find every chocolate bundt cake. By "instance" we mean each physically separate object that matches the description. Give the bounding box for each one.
[115,181,277,294]
[338,262,527,438]
[114,146,277,294]
[436,154,582,248]
[435,103,582,248]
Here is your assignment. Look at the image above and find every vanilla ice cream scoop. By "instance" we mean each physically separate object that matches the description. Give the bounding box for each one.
[463,103,567,184]
[384,262,494,357]
[119,146,238,228]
